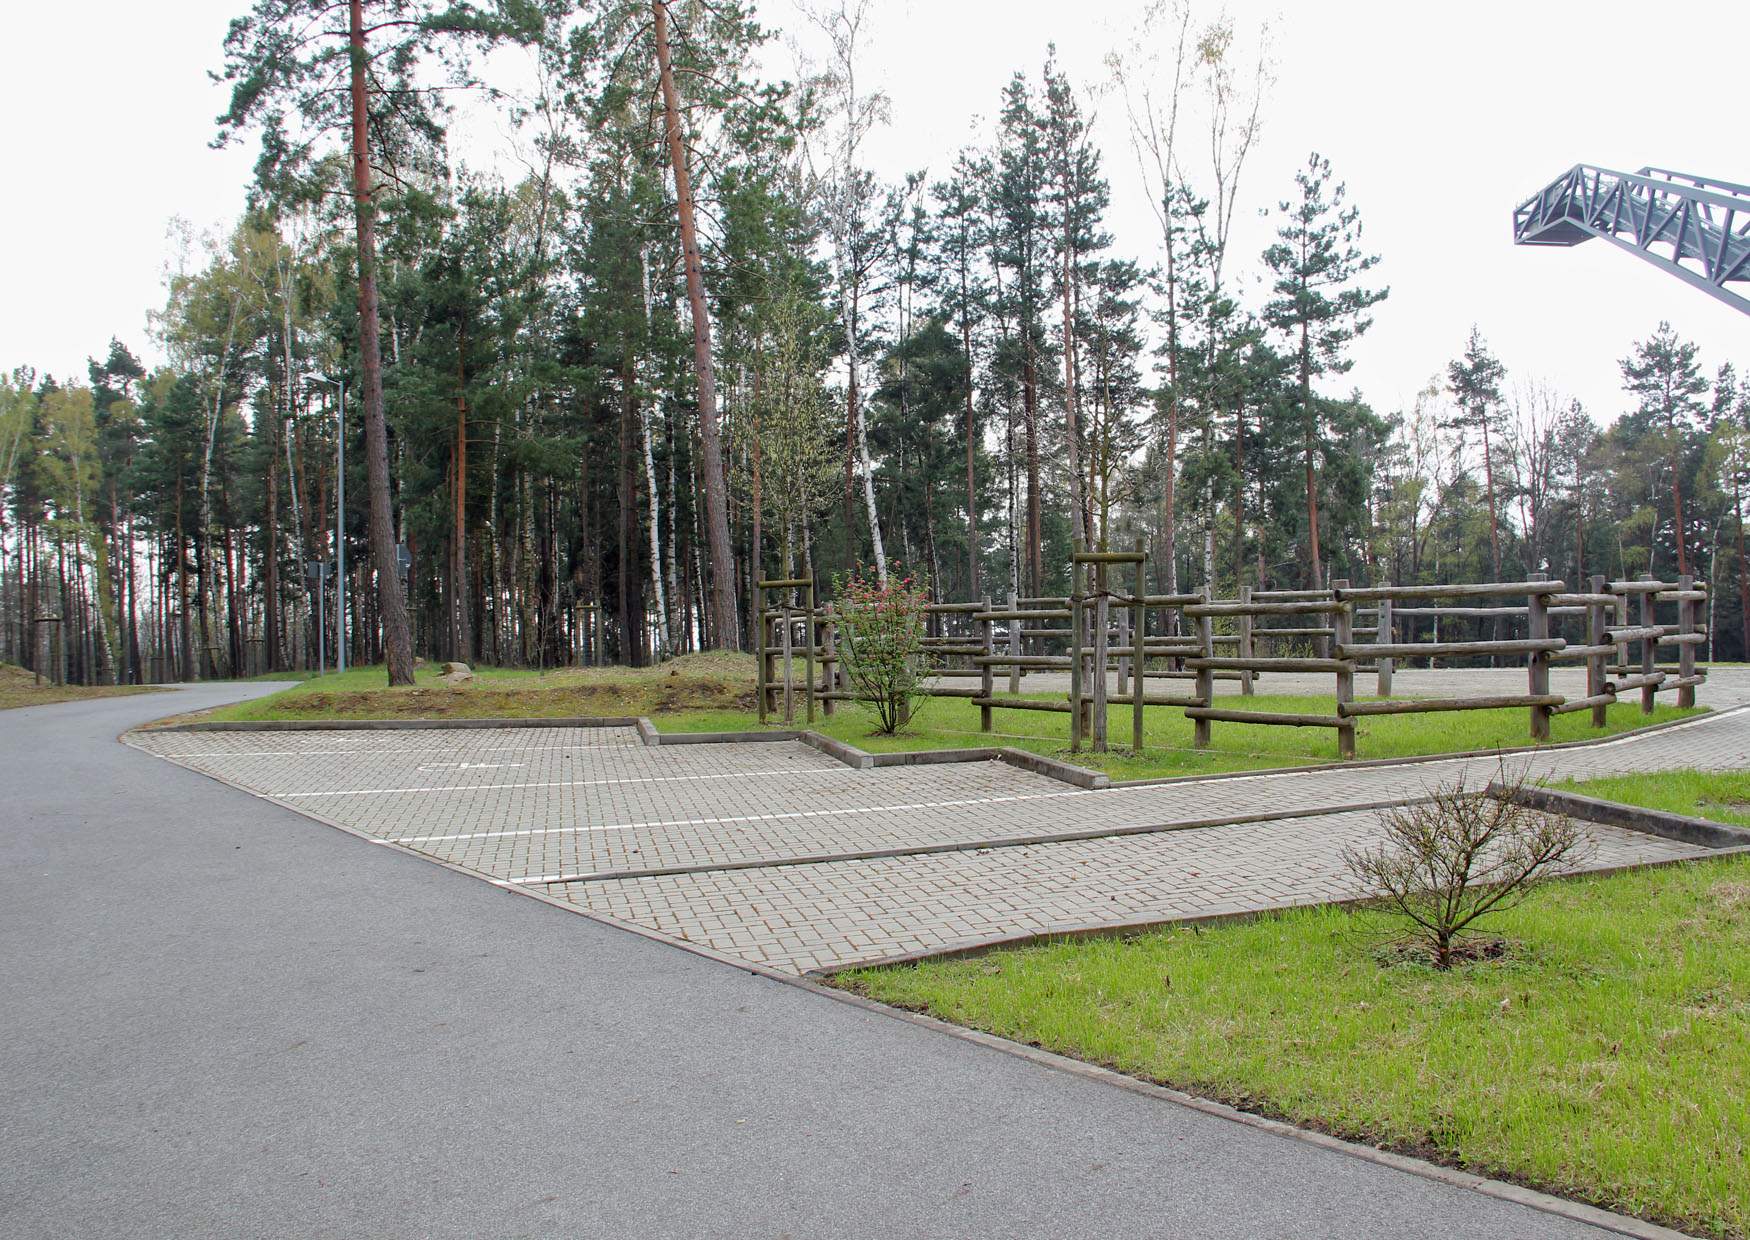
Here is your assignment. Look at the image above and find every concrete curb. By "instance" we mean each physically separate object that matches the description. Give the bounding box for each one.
[1494,782,1750,850]
[645,727,801,746]
[1105,700,1750,790]
[798,730,875,769]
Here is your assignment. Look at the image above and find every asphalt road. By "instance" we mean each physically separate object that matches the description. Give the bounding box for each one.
[0,684,1635,1239]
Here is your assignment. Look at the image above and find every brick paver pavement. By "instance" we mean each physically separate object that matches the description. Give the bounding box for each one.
[128,677,1749,976]
[549,810,1708,975]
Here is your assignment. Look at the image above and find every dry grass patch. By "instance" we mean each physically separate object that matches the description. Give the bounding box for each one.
[176,652,756,725]
[0,663,159,711]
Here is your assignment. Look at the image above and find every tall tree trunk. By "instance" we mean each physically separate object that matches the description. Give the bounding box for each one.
[1059,208,1087,547]
[1669,430,1688,576]
[451,330,472,661]
[175,481,192,681]
[1300,323,1322,589]
[1481,413,1501,578]
[348,0,415,684]
[1023,340,1041,596]
[959,262,978,599]
[652,0,737,647]
[1233,401,1246,587]
[265,382,281,672]
[1736,473,1748,658]
[637,246,671,656]
[618,353,640,664]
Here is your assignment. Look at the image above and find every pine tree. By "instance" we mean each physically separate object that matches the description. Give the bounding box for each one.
[1444,328,1508,581]
[216,0,543,683]
[1620,321,1709,576]
[1262,152,1387,587]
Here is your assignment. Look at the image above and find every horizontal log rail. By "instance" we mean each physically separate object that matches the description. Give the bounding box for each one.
[1552,692,1616,715]
[1184,706,1343,728]
[1337,694,1562,718]
[1608,672,1667,693]
[1187,656,1348,673]
[1336,638,1566,660]
[1186,600,1345,617]
[1550,642,1618,660]
[970,696,1075,714]
[1373,605,1528,618]
[1335,580,1566,601]
[975,609,1071,622]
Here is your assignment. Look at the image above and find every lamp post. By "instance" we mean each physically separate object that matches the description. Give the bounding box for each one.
[304,560,331,676]
[307,374,347,674]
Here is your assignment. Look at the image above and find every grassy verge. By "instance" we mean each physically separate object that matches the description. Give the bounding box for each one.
[0,663,160,711]
[837,858,1750,1237]
[156,653,755,726]
[1554,770,1750,827]
[174,654,1701,778]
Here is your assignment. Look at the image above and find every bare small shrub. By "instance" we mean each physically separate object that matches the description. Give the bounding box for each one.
[1342,771,1590,969]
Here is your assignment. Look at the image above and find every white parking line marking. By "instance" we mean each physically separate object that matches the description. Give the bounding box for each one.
[274,766,849,799]
[400,787,1098,852]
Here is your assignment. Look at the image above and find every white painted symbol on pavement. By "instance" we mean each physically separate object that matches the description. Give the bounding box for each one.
[414,761,528,772]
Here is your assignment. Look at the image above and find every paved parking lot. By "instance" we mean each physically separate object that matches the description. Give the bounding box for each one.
[129,701,1744,975]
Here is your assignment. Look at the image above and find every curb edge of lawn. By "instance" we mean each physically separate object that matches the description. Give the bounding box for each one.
[1492,782,1750,850]
[117,728,1716,1240]
[136,700,1744,794]
[137,667,1748,787]
[1100,700,1749,789]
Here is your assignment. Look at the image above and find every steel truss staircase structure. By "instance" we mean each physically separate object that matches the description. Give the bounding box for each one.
[1514,165,1750,315]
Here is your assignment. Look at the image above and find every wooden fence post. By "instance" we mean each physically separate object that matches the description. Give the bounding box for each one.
[820,605,836,718]
[1527,574,1551,741]
[1237,584,1255,696]
[1639,586,1656,715]
[1332,580,1356,759]
[755,588,768,725]
[1375,596,1393,697]
[1132,542,1147,753]
[980,596,994,734]
[1093,559,1110,753]
[1193,584,1214,749]
[804,582,816,725]
[781,598,795,724]
[1587,574,1608,728]
[1115,598,1130,697]
[1070,541,1085,753]
[1678,572,1697,709]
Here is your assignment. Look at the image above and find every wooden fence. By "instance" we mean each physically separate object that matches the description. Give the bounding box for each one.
[756,569,1710,757]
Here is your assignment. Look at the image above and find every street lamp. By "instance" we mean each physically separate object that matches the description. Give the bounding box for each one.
[306,374,347,675]
[304,559,333,676]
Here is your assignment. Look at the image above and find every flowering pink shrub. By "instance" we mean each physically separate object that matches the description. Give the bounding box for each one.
[831,562,932,735]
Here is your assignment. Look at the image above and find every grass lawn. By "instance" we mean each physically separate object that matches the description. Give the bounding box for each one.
[0,663,161,711]
[1552,770,1750,828]
[838,857,1750,1237]
[174,653,1702,779]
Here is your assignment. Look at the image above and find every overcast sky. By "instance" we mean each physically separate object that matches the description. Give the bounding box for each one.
[4,0,1745,423]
